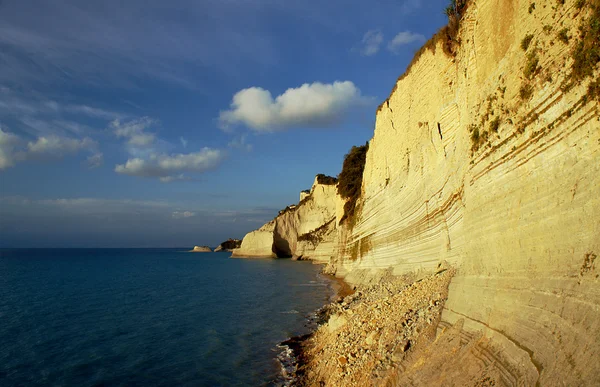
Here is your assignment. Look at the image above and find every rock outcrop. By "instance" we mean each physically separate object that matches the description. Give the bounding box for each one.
[231,175,338,259]
[190,245,212,252]
[214,238,242,252]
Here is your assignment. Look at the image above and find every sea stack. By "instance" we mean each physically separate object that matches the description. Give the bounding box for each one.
[190,245,212,252]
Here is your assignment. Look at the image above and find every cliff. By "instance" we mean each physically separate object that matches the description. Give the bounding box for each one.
[231,175,338,259]
[238,0,600,384]
[327,0,600,385]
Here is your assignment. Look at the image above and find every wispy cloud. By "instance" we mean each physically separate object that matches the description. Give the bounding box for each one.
[27,135,97,158]
[0,0,277,88]
[87,152,104,168]
[227,135,253,152]
[387,31,426,53]
[219,81,372,132]
[111,117,157,148]
[0,128,21,169]
[172,211,195,219]
[179,137,188,148]
[0,127,99,169]
[355,30,384,56]
[114,148,225,182]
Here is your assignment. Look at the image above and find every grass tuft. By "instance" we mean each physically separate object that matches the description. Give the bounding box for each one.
[558,28,570,44]
[521,34,534,51]
[520,84,534,100]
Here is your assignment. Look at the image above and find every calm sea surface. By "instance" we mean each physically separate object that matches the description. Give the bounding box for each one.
[0,249,332,386]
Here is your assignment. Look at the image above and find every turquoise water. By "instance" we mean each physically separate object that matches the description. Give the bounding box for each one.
[0,249,332,386]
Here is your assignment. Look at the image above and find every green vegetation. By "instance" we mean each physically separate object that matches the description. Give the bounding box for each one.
[543,25,553,33]
[521,34,534,51]
[490,116,501,133]
[338,143,369,224]
[315,174,338,185]
[576,0,587,9]
[469,124,490,153]
[529,3,536,13]
[570,0,600,84]
[442,0,469,55]
[297,218,335,244]
[557,0,565,5]
[524,51,540,79]
[520,84,534,100]
[470,125,480,147]
[558,28,570,44]
[521,35,535,51]
[586,77,600,101]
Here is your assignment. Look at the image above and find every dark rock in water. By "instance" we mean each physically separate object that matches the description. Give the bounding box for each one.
[214,238,242,252]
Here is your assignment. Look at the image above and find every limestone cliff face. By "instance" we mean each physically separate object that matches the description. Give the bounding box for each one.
[327,0,600,385]
[231,176,338,259]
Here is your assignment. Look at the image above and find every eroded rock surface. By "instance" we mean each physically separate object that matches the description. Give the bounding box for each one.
[231,175,338,259]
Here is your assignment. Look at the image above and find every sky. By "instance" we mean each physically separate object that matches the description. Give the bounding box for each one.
[0,0,449,247]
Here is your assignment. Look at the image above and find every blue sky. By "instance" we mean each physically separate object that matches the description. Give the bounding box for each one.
[0,0,448,247]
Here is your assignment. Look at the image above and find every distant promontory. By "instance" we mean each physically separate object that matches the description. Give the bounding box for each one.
[190,245,212,252]
[214,239,242,252]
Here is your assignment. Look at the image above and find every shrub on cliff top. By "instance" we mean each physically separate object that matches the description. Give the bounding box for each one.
[338,143,369,224]
[377,0,471,112]
[571,0,600,83]
[316,174,338,185]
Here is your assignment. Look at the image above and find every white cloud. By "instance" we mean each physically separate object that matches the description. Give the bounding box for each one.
[387,31,426,53]
[219,81,369,132]
[111,117,156,147]
[0,128,22,169]
[27,135,97,157]
[172,211,195,219]
[357,30,384,56]
[114,148,224,182]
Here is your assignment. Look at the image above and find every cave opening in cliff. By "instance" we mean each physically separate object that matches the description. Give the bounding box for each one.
[272,238,292,258]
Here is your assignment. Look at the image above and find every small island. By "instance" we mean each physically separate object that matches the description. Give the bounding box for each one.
[214,238,242,252]
[189,245,212,252]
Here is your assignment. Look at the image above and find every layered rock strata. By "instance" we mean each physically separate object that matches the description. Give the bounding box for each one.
[328,0,600,385]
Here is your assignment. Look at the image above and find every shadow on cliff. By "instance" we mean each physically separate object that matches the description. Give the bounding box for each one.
[273,229,293,258]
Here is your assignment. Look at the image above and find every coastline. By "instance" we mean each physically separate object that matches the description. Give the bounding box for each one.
[284,266,459,386]
[277,270,355,386]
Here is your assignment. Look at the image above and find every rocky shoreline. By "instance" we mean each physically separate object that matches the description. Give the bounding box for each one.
[284,264,459,386]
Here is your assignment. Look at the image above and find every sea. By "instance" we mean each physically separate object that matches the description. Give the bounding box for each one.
[0,248,333,386]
